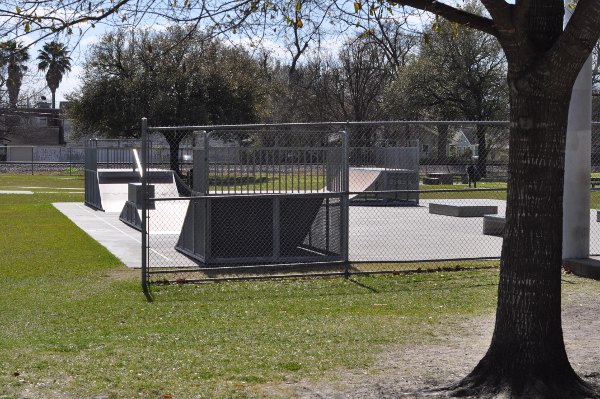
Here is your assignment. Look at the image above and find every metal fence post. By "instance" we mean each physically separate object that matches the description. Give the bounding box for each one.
[203,131,210,195]
[141,118,152,301]
[342,125,350,278]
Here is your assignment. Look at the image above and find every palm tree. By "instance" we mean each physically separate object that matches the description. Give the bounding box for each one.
[0,41,30,109]
[37,41,71,109]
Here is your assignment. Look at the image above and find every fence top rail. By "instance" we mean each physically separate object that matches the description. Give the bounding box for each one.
[147,120,515,132]
[151,192,344,201]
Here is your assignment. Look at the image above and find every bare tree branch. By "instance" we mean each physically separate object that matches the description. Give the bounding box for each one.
[479,0,514,36]
[388,0,498,37]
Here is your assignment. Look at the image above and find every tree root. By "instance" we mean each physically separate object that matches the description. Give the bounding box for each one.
[419,366,600,399]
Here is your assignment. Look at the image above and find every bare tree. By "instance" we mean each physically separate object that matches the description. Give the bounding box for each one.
[387,4,507,171]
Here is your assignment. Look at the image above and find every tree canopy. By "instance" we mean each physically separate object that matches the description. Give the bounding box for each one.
[67,27,268,137]
[37,41,72,108]
[0,41,29,109]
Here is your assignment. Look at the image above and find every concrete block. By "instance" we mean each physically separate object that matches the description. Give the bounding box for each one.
[426,173,454,184]
[423,177,440,185]
[483,215,505,237]
[128,183,155,209]
[429,203,498,217]
[563,258,600,280]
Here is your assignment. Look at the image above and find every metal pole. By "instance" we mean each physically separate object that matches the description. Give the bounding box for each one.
[141,118,152,301]
[342,125,350,278]
[204,130,210,195]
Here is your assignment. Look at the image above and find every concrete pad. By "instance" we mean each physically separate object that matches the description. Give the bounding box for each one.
[563,258,600,279]
[429,202,498,217]
[54,202,143,267]
[349,199,507,261]
[54,202,197,269]
[54,199,600,267]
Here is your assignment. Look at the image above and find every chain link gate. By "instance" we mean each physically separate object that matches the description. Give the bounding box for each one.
[136,120,600,293]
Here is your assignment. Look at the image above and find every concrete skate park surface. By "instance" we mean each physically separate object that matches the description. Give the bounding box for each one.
[349,199,506,261]
[54,202,197,268]
[55,199,600,268]
[54,199,503,268]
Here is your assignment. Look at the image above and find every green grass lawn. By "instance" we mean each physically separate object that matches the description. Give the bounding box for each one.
[208,174,326,192]
[0,174,596,398]
[420,181,507,201]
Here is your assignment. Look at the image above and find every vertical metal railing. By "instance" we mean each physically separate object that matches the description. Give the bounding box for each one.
[141,118,151,301]
[342,126,350,277]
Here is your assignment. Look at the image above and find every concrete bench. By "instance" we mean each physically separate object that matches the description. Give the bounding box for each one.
[423,177,441,185]
[483,215,505,237]
[426,173,454,185]
[429,203,498,217]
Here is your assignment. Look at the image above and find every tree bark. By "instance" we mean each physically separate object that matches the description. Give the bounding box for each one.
[163,132,183,177]
[7,65,22,109]
[476,125,487,178]
[437,124,448,163]
[446,82,597,398]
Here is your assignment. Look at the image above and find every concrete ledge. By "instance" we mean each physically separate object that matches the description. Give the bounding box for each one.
[429,203,498,217]
[423,177,440,185]
[483,215,505,237]
[563,258,600,280]
[426,173,454,184]
[128,183,155,209]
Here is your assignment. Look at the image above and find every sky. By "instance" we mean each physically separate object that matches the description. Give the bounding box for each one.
[15,0,549,106]
[14,0,434,106]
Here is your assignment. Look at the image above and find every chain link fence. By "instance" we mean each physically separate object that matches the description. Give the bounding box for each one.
[79,120,600,289]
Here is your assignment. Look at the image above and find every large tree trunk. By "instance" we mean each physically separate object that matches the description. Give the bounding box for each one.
[163,132,184,177]
[447,85,596,398]
[7,65,22,109]
[475,125,487,178]
[436,124,448,163]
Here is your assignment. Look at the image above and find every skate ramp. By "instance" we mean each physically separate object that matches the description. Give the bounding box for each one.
[348,167,384,199]
[176,195,341,264]
[120,198,189,234]
[93,169,178,212]
[348,167,419,204]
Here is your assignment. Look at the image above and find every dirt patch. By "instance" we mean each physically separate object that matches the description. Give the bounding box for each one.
[101,267,137,282]
[266,280,600,398]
